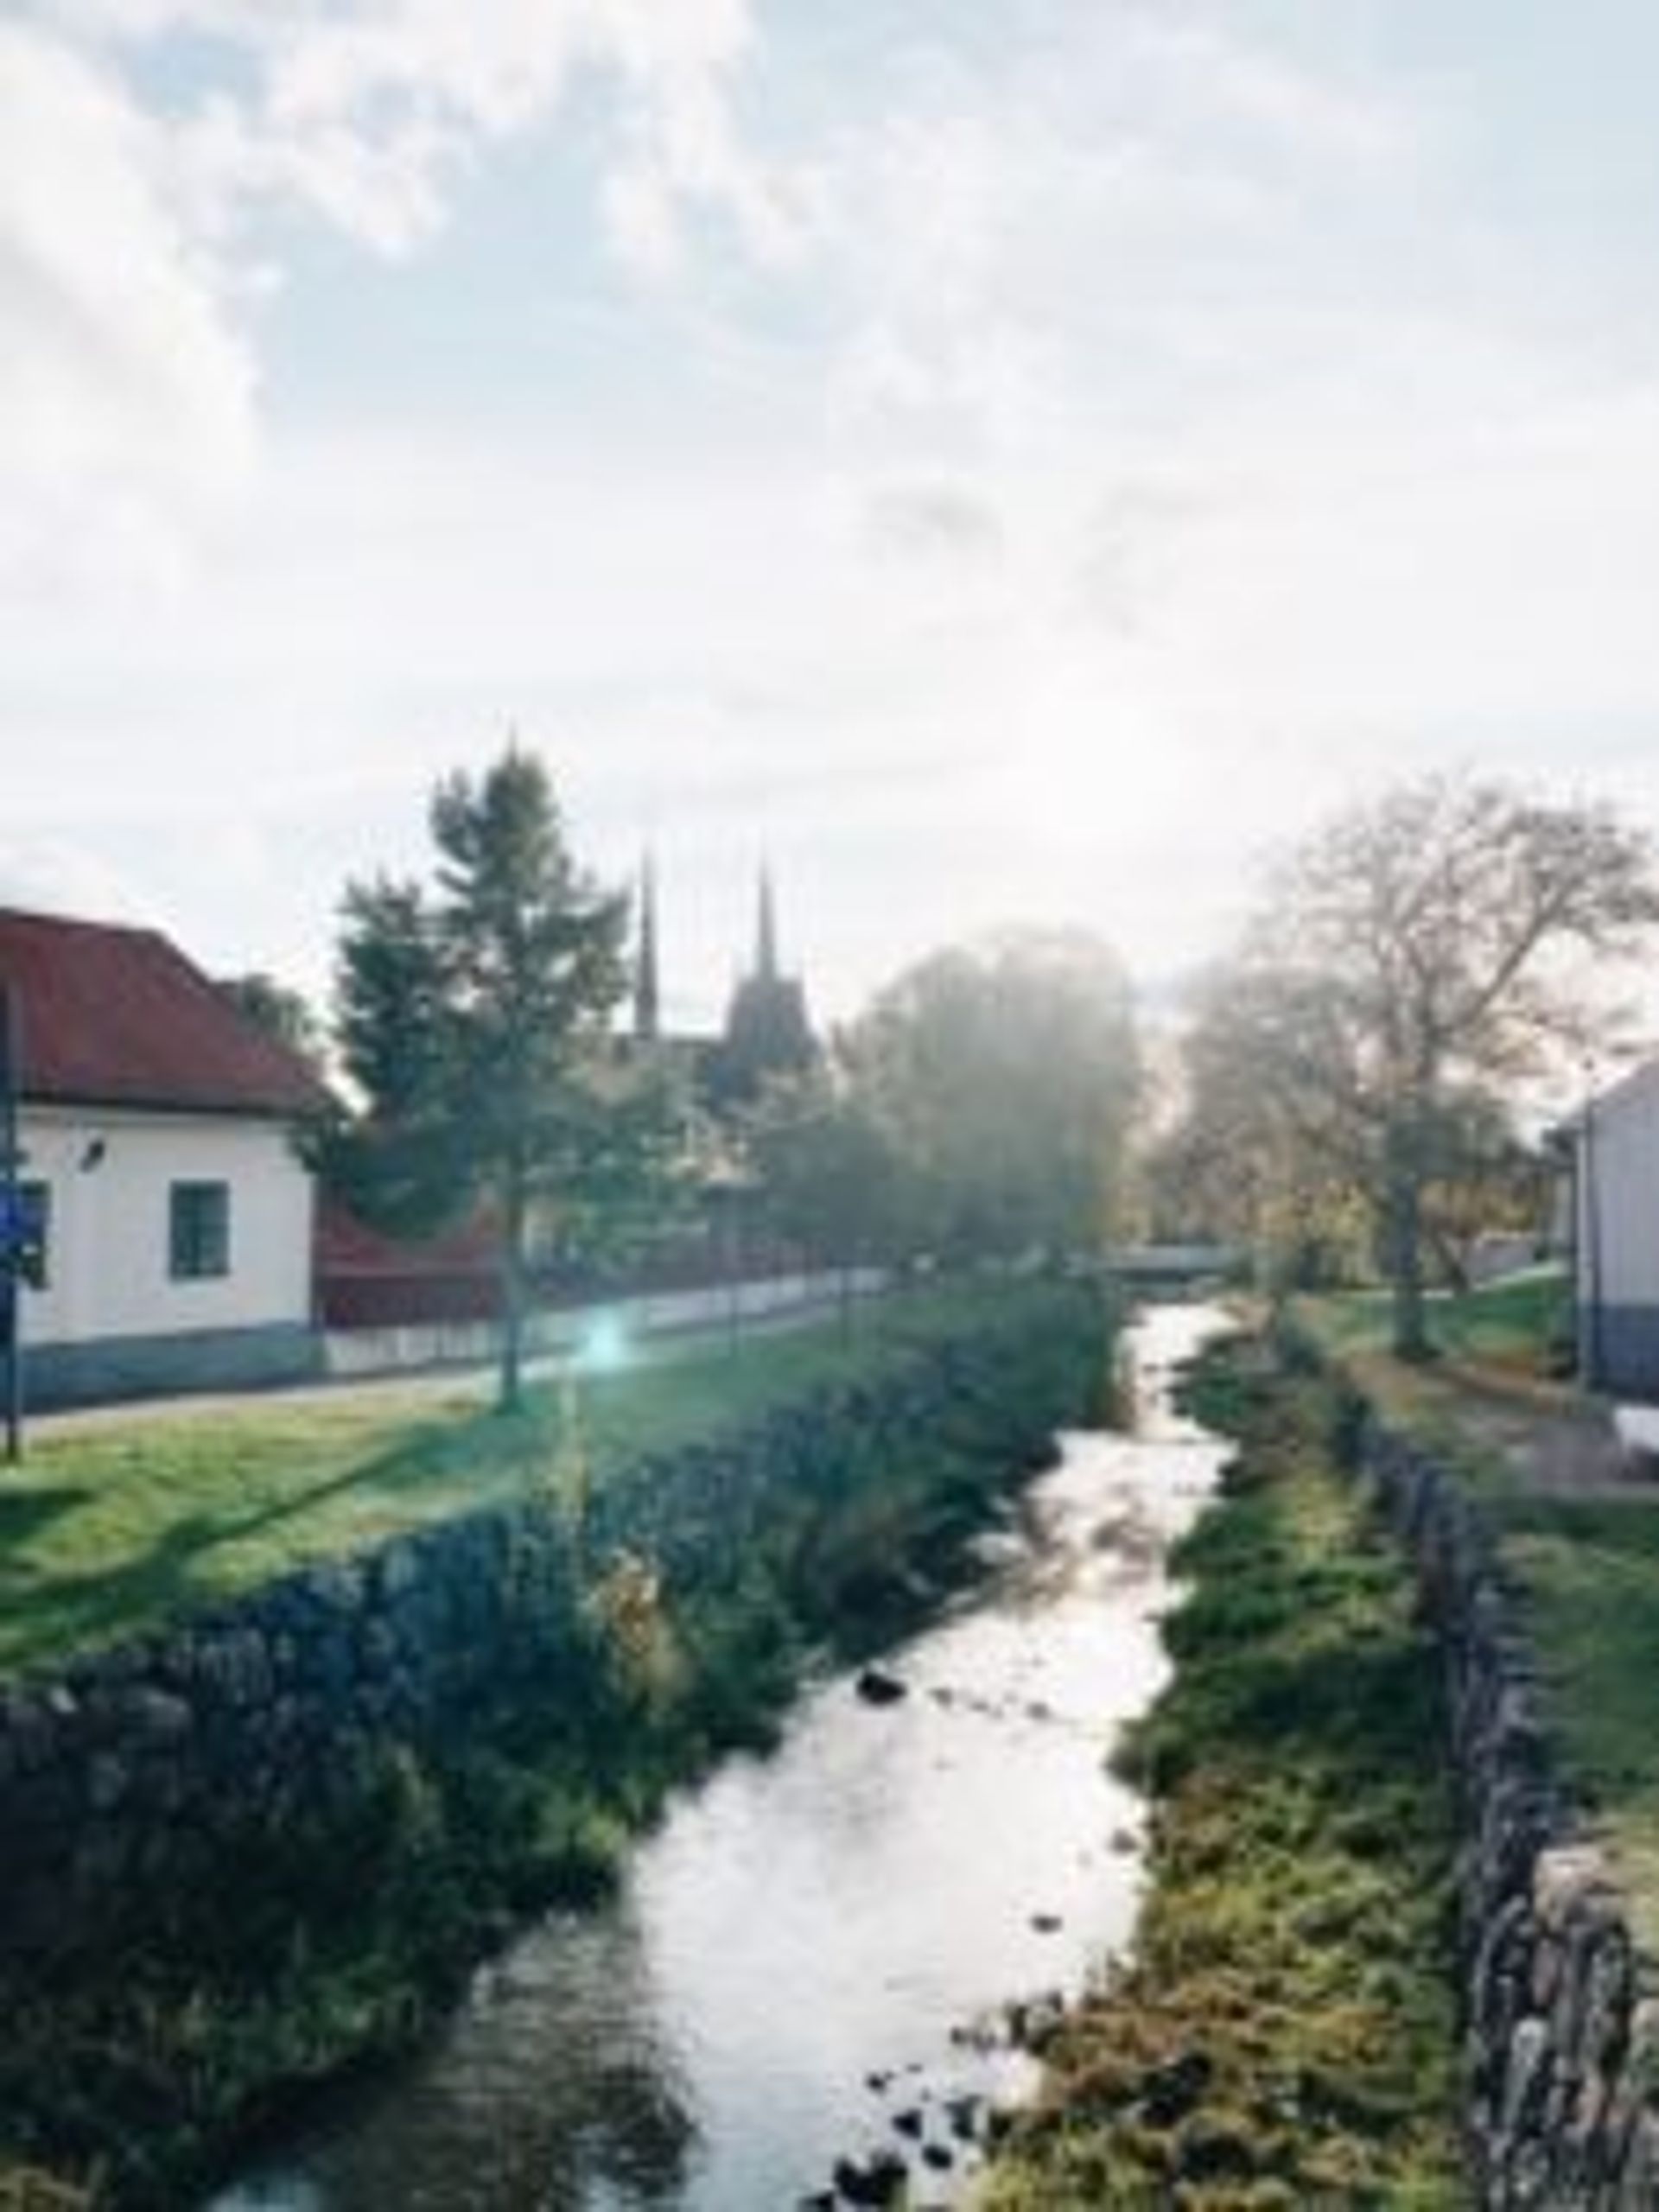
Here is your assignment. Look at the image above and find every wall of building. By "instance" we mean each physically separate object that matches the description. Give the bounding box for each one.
[16,1105,314,1346]
[1580,1063,1659,1393]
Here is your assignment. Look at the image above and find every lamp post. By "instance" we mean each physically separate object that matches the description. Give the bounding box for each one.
[703,1158,754,1357]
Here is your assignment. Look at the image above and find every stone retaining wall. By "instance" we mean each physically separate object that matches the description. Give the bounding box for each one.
[1360,1419,1659,2209]
[0,1307,1080,1972]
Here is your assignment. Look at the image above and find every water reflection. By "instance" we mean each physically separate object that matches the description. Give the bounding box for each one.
[214,1303,1228,2212]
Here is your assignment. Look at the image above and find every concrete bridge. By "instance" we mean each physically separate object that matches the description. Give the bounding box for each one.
[1100,1243,1247,1284]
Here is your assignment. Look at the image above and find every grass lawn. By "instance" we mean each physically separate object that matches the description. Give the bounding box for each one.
[1300,1267,1570,1378]
[1294,1270,1575,1489]
[1496,1497,1659,1953]
[0,1286,1026,1684]
[1297,1269,1659,1955]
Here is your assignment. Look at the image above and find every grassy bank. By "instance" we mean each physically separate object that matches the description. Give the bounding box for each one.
[1300,1268,1568,1381]
[982,1338,1462,2210]
[1,1281,1108,2211]
[2,1283,1057,1682]
[1299,1276,1659,1959]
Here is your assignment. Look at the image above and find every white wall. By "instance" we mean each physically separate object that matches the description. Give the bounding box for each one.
[16,1104,315,1347]
[1582,1062,1659,1307]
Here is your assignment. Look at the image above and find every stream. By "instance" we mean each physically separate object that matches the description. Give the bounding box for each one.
[213,1301,1228,2212]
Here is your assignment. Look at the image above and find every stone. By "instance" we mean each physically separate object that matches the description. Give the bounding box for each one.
[855,1668,907,1707]
[1142,2048,1213,2128]
[832,2149,907,2205]
[946,2094,982,2141]
[86,1751,130,1815]
[130,1688,192,1745]
[1173,2114,1259,2183]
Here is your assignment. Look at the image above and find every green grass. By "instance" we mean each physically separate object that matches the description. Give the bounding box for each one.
[1290,1274,1577,1497]
[982,1344,1462,2211]
[1296,1272,1659,1974]
[1299,1268,1569,1376]
[0,1286,1030,1682]
[1494,1497,1659,1955]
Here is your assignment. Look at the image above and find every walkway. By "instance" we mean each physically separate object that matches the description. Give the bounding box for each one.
[24,1285,869,1441]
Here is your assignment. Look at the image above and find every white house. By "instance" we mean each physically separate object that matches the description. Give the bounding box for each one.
[1571,1057,1659,1397]
[0,909,327,1408]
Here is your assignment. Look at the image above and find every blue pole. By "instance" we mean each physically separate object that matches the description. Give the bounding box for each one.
[1,984,20,1461]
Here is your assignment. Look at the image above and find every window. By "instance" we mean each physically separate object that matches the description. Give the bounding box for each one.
[169,1181,230,1281]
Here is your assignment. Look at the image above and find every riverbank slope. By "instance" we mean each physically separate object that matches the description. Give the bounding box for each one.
[982,1336,1464,2209]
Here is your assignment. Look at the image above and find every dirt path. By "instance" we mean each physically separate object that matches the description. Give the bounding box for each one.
[1392,1359,1656,1500]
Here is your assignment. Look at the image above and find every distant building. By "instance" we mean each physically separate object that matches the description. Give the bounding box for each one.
[706,869,816,1111]
[623,859,815,1118]
[0,909,327,1408]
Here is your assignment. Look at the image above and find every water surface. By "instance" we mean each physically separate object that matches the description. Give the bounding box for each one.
[214,1302,1227,2211]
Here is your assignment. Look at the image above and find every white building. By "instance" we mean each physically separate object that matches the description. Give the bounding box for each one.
[1573,1058,1659,1396]
[0,910,326,1408]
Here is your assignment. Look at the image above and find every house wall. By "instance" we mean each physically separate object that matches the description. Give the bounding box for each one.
[14,1104,319,1405]
[1579,1062,1659,1394]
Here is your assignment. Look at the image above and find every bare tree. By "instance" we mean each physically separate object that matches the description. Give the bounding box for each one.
[1198,777,1659,1357]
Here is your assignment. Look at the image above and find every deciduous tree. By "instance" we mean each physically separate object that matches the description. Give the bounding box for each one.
[1192,776,1659,1356]
[743,1066,908,1319]
[841,930,1141,1263]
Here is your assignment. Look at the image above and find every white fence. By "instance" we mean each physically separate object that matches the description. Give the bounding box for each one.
[322,1268,889,1381]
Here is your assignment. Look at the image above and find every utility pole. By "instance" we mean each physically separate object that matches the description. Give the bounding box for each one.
[0,984,21,1462]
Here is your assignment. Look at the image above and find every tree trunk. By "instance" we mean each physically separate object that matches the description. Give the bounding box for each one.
[499,1163,529,1414]
[1386,1118,1431,1363]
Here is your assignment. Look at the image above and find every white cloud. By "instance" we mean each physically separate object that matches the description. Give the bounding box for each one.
[0,22,256,592]
[8,0,1659,1023]
[0,836,155,928]
[38,0,778,261]
[0,0,779,588]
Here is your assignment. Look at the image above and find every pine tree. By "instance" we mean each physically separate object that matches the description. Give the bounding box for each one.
[334,746,635,1408]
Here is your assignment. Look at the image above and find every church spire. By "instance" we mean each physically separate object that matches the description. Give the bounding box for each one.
[755,864,779,985]
[634,851,660,1042]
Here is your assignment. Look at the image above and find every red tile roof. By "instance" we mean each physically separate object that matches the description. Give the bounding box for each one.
[0,908,329,1117]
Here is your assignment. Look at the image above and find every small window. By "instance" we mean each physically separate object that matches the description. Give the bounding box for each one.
[169,1181,230,1281]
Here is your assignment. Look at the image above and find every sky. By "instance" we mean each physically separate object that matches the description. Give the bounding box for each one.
[5,1,1659,1034]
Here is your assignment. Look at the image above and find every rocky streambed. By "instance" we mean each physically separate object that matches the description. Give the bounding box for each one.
[213,1304,1227,2212]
